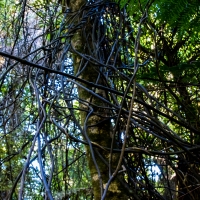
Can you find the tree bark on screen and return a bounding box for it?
[66,0,128,199]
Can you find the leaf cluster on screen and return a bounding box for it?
[117,0,200,37]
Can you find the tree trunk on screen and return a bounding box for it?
[67,0,128,199]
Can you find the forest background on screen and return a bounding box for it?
[0,0,200,199]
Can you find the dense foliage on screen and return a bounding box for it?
[0,0,199,199]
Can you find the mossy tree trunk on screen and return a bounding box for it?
[66,0,128,199]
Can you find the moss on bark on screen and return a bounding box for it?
[67,0,128,199]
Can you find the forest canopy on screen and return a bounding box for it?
[0,0,200,199]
